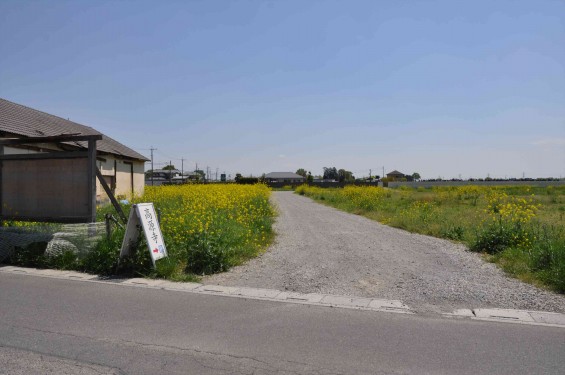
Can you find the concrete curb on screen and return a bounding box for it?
[444,307,565,328]
[0,266,413,315]
[3,265,565,327]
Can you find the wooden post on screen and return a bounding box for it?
[96,167,127,224]
[0,143,3,225]
[87,138,97,223]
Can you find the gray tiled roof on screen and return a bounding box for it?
[387,170,404,175]
[0,98,149,161]
[265,172,305,179]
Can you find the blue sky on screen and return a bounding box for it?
[1,0,564,179]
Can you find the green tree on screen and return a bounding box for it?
[307,171,313,183]
[163,165,176,170]
[296,168,307,178]
[411,172,421,181]
[338,169,355,183]
[323,167,338,180]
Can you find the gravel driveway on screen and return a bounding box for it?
[204,191,565,314]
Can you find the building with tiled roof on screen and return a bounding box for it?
[264,172,305,183]
[386,170,406,181]
[0,98,149,203]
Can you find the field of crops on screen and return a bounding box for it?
[3,184,275,280]
[296,184,565,292]
[139,184,274,277]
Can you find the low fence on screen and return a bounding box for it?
[388,180,565,188]
[267,181,381,189]
[270,180,564,189]
[145,180,565,189]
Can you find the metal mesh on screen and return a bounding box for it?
[0,222,106,262]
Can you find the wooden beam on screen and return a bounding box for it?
[96,167,128,224]
[0,134,102,145]
[0,151,89,161]
[0,214,94,223]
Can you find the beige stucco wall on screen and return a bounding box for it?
[132,162,145,197]
[115,160,133,198]
[96,156,145,203]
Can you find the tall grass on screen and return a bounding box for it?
[295,184,565,292]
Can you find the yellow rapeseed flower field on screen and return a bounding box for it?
[133,184,275,275]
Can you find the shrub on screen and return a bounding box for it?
[236,177,260,184]
[295,184,307,195]
[442,225,465,241]
[471,223,525,254]
[185,232,233,275]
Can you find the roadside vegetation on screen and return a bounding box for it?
[2,184,275,281]
[295,184,565,293]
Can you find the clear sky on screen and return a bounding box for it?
[1,0,564,179]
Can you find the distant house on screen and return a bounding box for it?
[0,98,149,203]
[386,170,406,181]
[265,172,305,184]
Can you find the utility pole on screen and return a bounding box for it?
[169,160,172,183]
[181,158,184,180]
[216,168,219,181]
[369,169,372,181]
[150,146,157,186]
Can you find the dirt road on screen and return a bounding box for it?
[204,191,565,313]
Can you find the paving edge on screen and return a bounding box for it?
[3,265,565,328]
[0,266,412,315]
[443,308,565,328]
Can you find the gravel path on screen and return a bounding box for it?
[204,191,565,314]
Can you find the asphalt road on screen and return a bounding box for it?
[1,273,564,375]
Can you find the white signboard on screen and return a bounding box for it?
[120,203,168,267]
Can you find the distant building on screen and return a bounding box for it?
[386,170,405,181]
[265,172,305,184]
[0,98,149,203]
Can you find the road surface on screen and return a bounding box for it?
[1,272,564,375]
